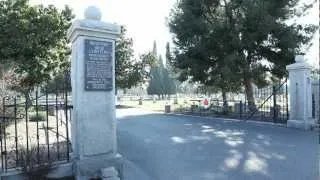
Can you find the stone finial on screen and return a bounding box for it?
[295,55,305,63]
[84,6,102,21]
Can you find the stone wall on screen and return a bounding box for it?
[312,80,319,122]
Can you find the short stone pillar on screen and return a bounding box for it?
[286,55,314,130]
[165,104,171,113]
[67,6,122,179]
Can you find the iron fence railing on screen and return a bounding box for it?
[173,79,289,124]
[0,74,72,172]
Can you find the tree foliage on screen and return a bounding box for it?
[115,27,160,91]
[147,42,176,96]
[0,0,73,92]
[116,26,145,90]
[169,0,317,110]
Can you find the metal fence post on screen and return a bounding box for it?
[273,86,277,123]
[240,100,243,119]
[312,94,315,118]
[286,79,289,121]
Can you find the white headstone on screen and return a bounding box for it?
[67,6,122,179]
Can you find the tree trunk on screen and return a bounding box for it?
[25,89,33,109]
[244,78,256,112]
[222,90,228,113]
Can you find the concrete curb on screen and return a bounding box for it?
[165,112,288,128]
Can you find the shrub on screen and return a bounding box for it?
[48,106,55,116]
[29,112,46,122]
[17,145,52,179]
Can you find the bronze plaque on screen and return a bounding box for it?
[84,39,113,91]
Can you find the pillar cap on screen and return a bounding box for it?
[295,55,305,63]
[287,55,312,71]
[67,6,121,42]
[84,6,102,21]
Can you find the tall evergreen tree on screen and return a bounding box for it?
[147,49,176,97]
[152,40,157,57]
[169,0,317,111]
[165,42,179,94]
[147,55,163,97]
[165,42,172,70]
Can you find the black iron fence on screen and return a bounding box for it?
[246,79,289,123]
[0,74,72,172]
[173,79,289,124]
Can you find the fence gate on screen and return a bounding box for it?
[0,72,72,172]
[246,79,289,123]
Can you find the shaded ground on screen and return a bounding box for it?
[117,109,318,180]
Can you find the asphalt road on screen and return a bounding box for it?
[117,109,318,180]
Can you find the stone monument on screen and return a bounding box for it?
[286,55,314,130]
[67,6,122,179]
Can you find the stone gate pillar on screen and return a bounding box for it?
[67,6,122,179]
[286,55,314,130]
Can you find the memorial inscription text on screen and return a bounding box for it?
[84,39,113,91]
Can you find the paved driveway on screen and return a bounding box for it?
[117,109,318,180]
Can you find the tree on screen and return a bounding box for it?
[158,55,176,96]
[165,42,180,95]
[165,42,173,70]
[169,0,317,111]
[147,64,163,97]
[115,26,148,90]
[147,47,176,97]
[45,71,71,93]
[0,0,73,96]
[152,40,157,57]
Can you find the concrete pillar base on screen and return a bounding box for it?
[75,154,123,179]
[287,119,315,130]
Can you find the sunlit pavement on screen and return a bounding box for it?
[116,108,317,180]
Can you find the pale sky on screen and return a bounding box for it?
[30,0,319,67]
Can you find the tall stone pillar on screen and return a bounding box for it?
[67,6,122,179]
[286,55,314,130]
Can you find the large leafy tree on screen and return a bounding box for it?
[0,0,73,95]
[115,26,150,90]
[169,0,317,111]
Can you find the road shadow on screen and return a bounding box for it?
[117,113,317,180]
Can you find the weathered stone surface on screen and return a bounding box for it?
[101,166,119,178]
[286,55,314,130]
[102,177,120,180]
[67,5,122,179]
[287,119,315,130]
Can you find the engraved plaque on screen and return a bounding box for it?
[84,39,113,91]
